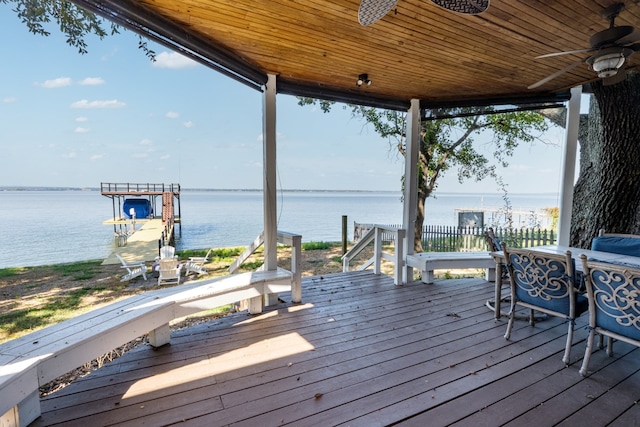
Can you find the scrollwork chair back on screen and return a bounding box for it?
[503,245,588,366]
[579,255,640,376]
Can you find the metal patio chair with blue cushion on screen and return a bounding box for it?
[503,245,588,365]
[578,255,640,376]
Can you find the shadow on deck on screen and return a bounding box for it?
[33,271,640,426]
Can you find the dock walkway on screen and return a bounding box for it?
[102,219,167,265]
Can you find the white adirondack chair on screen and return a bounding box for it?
[185,248,211,275]
[116,254,147,282]
[158,258,183,286]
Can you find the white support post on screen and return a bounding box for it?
[402,99,421,284]
[261,73,278,313]
[373,226,382,275]
[290,234,302,303]
[558,86,581,245]
[394,228,405,286]
[148,323,171,348]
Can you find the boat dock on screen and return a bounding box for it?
[100,183,181,265]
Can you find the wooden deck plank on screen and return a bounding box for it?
[29,271,640,427]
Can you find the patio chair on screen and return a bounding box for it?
[159,245,177,260]
[484,228,510,314]
[185,248,212,276]
[578,255,640,376]
[116,254,147,282]
[591,228,640,257]
[157,258,183,286]
[503,245,588,365]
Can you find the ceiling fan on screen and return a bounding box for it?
[358,0,489,27]
[528,3,640,89]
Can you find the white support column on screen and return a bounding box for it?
[557,86,581,245]
[402,99,421,284]
[260,73,277,314]
[263,74,278,271]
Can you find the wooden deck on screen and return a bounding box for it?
[32,271,640,426]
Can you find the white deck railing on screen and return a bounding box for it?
[342,224,405,285]
[229,230,302,305]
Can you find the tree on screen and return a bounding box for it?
[298,99,549,251]
[569,71,640,248]
[2,0,154,58]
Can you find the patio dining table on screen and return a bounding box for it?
[489,244,640,319]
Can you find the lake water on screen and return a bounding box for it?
[0,189,560,268]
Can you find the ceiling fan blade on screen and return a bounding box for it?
[430,0,489,15]
[358,0,398,26]
[528,60,585,89]
[612,29,640,45]
[536,47,595,59]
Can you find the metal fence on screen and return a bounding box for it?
[354,223,556,252]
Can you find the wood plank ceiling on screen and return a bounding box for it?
[77,0,640,110]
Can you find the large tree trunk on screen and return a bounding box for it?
[569,71,640,248]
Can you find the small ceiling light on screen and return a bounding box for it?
[356,73,372,87]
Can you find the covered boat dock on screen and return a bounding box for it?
[100,182,181,264]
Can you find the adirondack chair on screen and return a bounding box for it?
[158,258,183,286]
[116,254,147,282]
[159,245,177,260]
[185,248,211,276]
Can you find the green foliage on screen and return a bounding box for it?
[298,98,551,251]
[238,260,263,270]
[3,0,155,58]
[52,260,102,281]
[544,207,560,230]
[0,286,107,337]
[0,267,22,278]
[178,247,243,261]
[302,241,340,250]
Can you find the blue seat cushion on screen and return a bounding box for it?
[591,236,640,257]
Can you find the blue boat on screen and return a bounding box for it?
[123,198,153,219]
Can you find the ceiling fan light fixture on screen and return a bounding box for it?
[592,52,626,77]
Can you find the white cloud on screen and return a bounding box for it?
[64,150,77,158]
[166,111,180,119]
[39,77,72,88]
[79,77,105,86]
[183,121,194,128]
[71,99,126,109]
[90,154,103,161]
[132,152,149,159]
[152,51,198,69]
[74,127,90,133]
[75,116,89,122]
[140,139,153,146]
[160,154,171,160]
[3,97,17,103]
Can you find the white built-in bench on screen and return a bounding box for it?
[406,251,496,284]
[0,268,297,427]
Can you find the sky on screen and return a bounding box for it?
[0,4,577,194]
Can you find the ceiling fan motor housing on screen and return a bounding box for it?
[589,25,635,48]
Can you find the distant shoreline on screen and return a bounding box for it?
[0,186,559,196]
